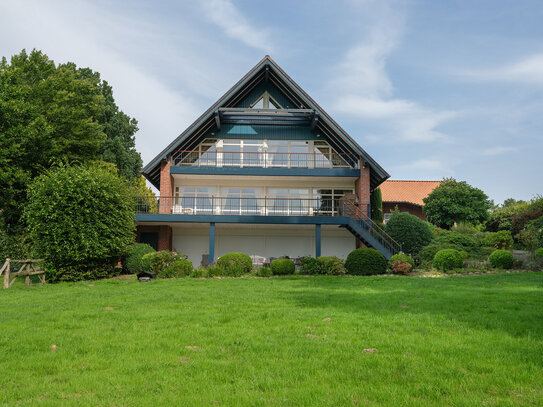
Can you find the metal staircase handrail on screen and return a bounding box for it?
[342,200,402,255]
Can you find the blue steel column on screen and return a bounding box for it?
[209,222,216,264]
[315,224,321,258]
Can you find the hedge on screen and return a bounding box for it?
[216,252,252,274]
[270,258,295,275]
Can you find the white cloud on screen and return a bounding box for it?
[481,146,519,156]
[461,53,543,85]
[328,3,457,143]
[201,0,273,53]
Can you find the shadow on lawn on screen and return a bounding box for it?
[284,273,543,339]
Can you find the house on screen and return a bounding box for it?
[137,56,400,266]
[380,180,441,222]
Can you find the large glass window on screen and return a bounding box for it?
[174,187,216,214]
[268,188,309,215]
[220,187,261,215]
[312,189,353,216]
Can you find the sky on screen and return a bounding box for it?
[1,0,542,204]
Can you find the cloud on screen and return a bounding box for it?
[201,0,273,53]
[481,146,519,156]
[327,4,457,143]
[460,53,543,85]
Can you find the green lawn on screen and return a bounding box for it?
[1,273,542,406]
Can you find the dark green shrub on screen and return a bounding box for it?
[535,248,543,260]
[141,250,188,275]
[527,216,543,248]
[53,258,119,282]
[299,257,320,274]
[190,267,209,278]
[389,253,415,274]
[385,212,432,255]
[159,259,193,278]
[434,231,479,253]
[271,258,295,275]
[124,243,156,274]
[433,249,463,271]
[488,249,514,269]
[419,243,462,263]
[24,163,135,281]
[482,230,513,250]
[216,252,252,274]
[344,248,387,275]
[317,256,346,275]
[255,267,273,277]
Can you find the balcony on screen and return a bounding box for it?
[135,196,348,217]
[172,150,359,169]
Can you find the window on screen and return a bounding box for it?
[249,91,283,109]
[312,189,354,216]
[220,188,262,215]
[174,187,216,214]
[268,188,309,215]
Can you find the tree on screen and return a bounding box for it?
[486,200,529,232]
[0,49,142,228]
[0,49,106,226]
[423,178,491,229]
[384,211,433,256]
[370,187,384,224]
[77,67,142,180]
[24,162,135,281]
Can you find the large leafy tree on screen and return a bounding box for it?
[423,178,491,229]
[77,67,142,180]
[0,49,142,228]
[0,50,106,225]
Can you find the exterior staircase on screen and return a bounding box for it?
[341,200,401,260]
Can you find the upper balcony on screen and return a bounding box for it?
[170,138,361,177]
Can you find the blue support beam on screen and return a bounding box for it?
[315,224,321,258]
[209,222,215,264]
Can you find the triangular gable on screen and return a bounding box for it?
[142,56,390,189]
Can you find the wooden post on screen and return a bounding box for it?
[3,258,10,289]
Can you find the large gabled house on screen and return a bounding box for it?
[137,56,400,266]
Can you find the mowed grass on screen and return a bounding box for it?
[1,273,543,406]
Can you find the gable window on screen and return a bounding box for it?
[249,91,283,109]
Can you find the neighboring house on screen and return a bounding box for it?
[137,56,400,266]
[380,180,441,222]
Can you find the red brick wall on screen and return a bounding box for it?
[136,225,172,251]
[355,164,371,218]
[159,160,173,214]
[383,202,426,220]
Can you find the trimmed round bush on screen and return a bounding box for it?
[124,243,156,274]
[389,253,415,274]
[488,249,514,269]
[535,248,543,260]
[385,212,433,256]
[344,248,387,275]
[271,258,295,275]
[216,252,252,274]
[432,249,463,271]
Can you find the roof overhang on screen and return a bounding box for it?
[142,56,390,189]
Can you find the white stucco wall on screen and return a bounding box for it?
[172,224,355,267]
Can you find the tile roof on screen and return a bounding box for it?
[380,180,441,206]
